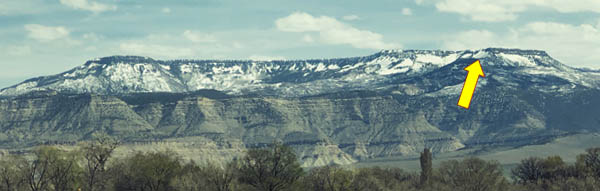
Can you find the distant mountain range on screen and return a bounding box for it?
[3,48,599,97]
[1,48,599,167]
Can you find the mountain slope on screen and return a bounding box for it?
[0,48,599,167]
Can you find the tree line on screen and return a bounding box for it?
[0,134,599,191]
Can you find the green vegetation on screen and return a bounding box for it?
[1,139,600,191]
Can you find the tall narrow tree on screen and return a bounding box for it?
[420,148,432,187]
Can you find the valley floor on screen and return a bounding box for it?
[355,133,600,176]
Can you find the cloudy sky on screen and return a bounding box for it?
[1,0,600,88]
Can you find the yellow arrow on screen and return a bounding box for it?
[457,60,485,109]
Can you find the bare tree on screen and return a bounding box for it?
[25,147,54,191]
[81,132,120,191]
[25,146,81,191]
[0,155,27,191]
[437,157,509,191]
[305,165,354,191]
[511,157,544,184]
[237,143,303,191]
[48,150,81,191]
[578,147,600,178]
[202,162,236,191]
[111,151,183,191]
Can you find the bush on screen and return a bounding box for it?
[80,132,119,191]
[436,157,509,191]
[6,143,600,191]
[24,146,83,191]
[304,165,354,191]
[237,143,303,191]
[110,151,183,191]
[576,147,600,178]
[511,157,545,184]
[0,155,28,191]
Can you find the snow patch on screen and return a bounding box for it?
[180,64,193,73]
[378,66,409,75]
[327,64,340,70]
[314,63,327,72]
[339,62,364,72]
[473,51,489,59]
[499,53,536,67]
[415,53,458,66]
[160,64,171,71]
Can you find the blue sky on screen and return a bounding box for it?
[1,0,600,88]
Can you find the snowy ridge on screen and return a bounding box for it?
[1,48,598,97]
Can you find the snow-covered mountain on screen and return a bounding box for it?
[3,48,599,97]
[2,48,600,166]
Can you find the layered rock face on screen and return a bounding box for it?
[1,48,599,166]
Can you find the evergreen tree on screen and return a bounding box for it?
[420,148,433,187]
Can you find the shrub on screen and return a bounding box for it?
[237,143,303,191]
[437,157,509,191]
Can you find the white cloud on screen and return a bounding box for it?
[24,24,70,42]
[59,0,116,13]
[275,12,400,50]
[443,21,600,68]
[435,0,600,22]
[402,8,413,16]
[342,15,360,21]
[538,0,600,13]
[302,34,314,43]
[182,30,217,43]
[248,55,286,61]
[162,7,171,14]
[119,42,194,58]
[435,0,522,22]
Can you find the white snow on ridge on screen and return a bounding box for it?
[366,56,399,66]
[314,63,327,72]
[523,68,593,87]
[160,65,171,71]
[499,53,536,67]
[180,64,193,73]
[339,62,364,73]
[397,59,413,67]
[2,49,599,97]
[378,66,409,75]
[473,51,489,59]
[415,53,458,66]
[87,62,100,69]
[375,58,413,75]
[327,64,340,70]
[365,56,410,75]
